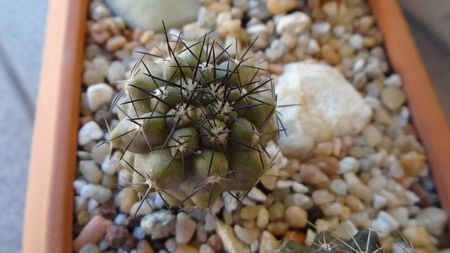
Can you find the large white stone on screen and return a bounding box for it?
[105,0,201,32]
[275,62,372,158]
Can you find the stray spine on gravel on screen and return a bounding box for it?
[108,24,283,211]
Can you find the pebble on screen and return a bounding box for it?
[91,142,110,164]
[381,86,406,111]
[417,207,448,236]
[114,187,138,214]
[299,165,330,188]
[106,35,127,51]
[74,215,112,251]
[371,211,399,236]
[248,187,267,202]
[101,152,122,175]
[223,192,238,212]
[80,184,112,204]
[363,125,383,147]
[206,234,223,252]
[338,157,360,174]
[329,178,348,196]
[140,210,176,239]
[283,193,313,209]
[372,193,387,209]
[137,240,155,253]
[266,0,297,14]
[199,244,214,253]
[344,172,373,204]
[276,12,310,35]
[312,189,335,205]
[133,226,147,240]
[79,160,103,184]
[216,220,251,253]
[240,205,263,220]
[176,244,198,253]
[107,61,126,82]
[130,200,154,216]
[257,207,270,229]
[402,226,432,247]
[349,34,364,50]
[321,44,341,65]
[79,243,101,253]
[105,225,131,249]
[86,83,114,112]
[234,225,259,245]
[259,231,280,253]
[78,121,103,145]
[176,213,197,244]
[284,206,307,228]
[333,220,358,240]
[312,22,331,36]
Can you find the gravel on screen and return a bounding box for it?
[73,0,449,252]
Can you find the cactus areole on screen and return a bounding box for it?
[110,31,281,209]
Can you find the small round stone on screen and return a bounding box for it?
[176,213,197,244]
[79,243,101,253]
[381,86,406,111]
[257,207,270,229]
[107,61,126,82]
[79,121,103,145]
[140,210,176,239]
[79,160,103,184]
[284,206,307,228]
[106,35,127,51]
[234,225,259,245]
[86,83,114,111]
[114,187,138,214]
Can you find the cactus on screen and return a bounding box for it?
[109,29,279,210]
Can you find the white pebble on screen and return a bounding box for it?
[234,225,259,245]
[133,226,146,240]
[372,211,399,236]
[101,153,122,175]
[114,213,128,225]
[107,61,126,82]
[257,207,269,229]
[338,157,360,174]
[384,74,402,87]
[312,22,331,36]
[78,121,103,145]
[79,160,103,184]
[223,191,238,212]
[276,12,310,35]
[140,210,176,239]
[349,34,364,49]
[307,39,320,55]
[86,83,114,111]
[248,187,267,202]
[291,182,309,193]
[372,193,387,209]
[199,244,214,253]
[329,179,348,196]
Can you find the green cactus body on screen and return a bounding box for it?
[109,33,279,209]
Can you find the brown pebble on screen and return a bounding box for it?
[74,215,112,251]
[284,230,306,244]
[208,2,231,13]
[267,0,297,15]
[137,240,154,253]
[321,44,341,65]
[105,225,131,249]
[207,234,223,252]
[100,200,117,220]
[140,31,155,44]
[299,164,330,188]
[268,64,283,75]
[106,35,127,51]
[90,22,111,44]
